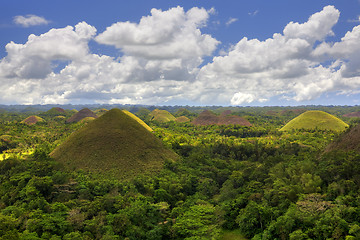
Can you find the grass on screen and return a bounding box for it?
[149,109,176,123]
[280,110,348,132]
[50,108,177,179]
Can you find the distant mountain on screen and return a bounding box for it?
[50,108,177,179]
[66,108,98,123]
[280,110,348,132]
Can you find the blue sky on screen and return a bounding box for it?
[1,0,360,106]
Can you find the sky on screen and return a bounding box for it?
[1,0,360,106]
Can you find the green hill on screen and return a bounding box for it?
[149,109,176,123]
[280,110,348,132]
[50,108,176,179]
[176,116,190,123]
[43,107,67,116]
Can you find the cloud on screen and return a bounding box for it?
[0,22,96,79]
[14,14,50,27]
[226,17,238,26]
[1,5,360,106]
[198,5,360,105]
[95,6,219,60]
[0,7,218,105]
[248,10,259,16]
[347,16,360,23]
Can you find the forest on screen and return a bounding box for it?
[1,105,360,240]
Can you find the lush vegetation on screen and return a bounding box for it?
[0,105,360,239]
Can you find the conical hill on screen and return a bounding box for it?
[50,108,176,179]
[149,109,176,123]
[21,116,44,125]
[280,110,348,132]
[66,108,98,123]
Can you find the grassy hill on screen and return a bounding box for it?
[149,109,176,123]
[21,116,44,125]
[176,116,190,123]
[280,110,348,132]
[43,107,67,116]
[50,108,176,179]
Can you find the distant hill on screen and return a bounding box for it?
[40,107,67,117]
[176,116,190,123]
[149,109,176,123]
[94,108,108,116]
[175,108,196,118]
[326,124,360,153]
[21,116,44,125]
[66,108,98,123]
[344,112,360,118]
[50,108,176,179]
[192,110,252,126]
[280,110,348,132]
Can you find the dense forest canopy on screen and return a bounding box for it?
[1,105,360,239]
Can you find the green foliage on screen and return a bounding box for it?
[1,105,360,239]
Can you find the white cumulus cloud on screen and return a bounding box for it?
[1,5,360,105]
[197,5,360,105]
[14,14,50,27]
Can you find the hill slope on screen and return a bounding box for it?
[326,124,360,153]
[280,110,348,132]
[50,108,176,179]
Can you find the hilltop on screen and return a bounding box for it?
[280,110,348,132]
[66,108,98,123]
[149,109,176,123]
[50,108,176,179]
